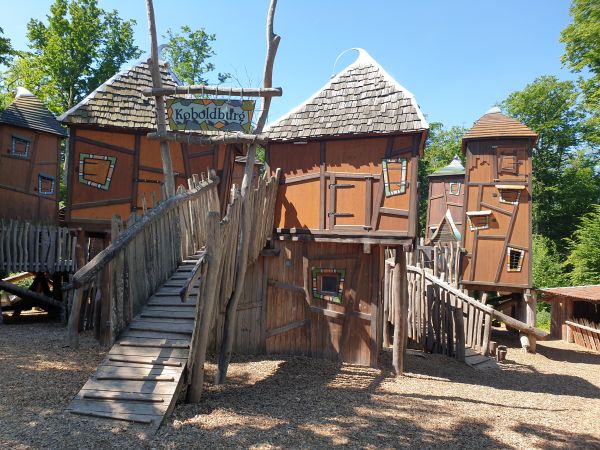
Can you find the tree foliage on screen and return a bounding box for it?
[161,25,229,86]
[500,76,600,249]
[561,0,600,144]
[418,122,466,233]
[532,234,569,288]
[566,204,600,285]
[2,0,140,114]
[0,27,13,67]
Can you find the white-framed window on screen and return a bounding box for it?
[448,182,461,196]
[38,173,55,195]
[10,135,30,158]
[382,158,407,197]
[506,247,525,272]
[466,210,492,231]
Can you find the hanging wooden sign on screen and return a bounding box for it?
[167,98,255,133]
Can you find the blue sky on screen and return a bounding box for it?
[2,0,576,128]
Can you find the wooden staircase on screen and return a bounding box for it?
[68,255,202,431]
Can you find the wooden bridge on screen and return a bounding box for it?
[65,170,279,430]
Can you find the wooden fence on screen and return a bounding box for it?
[67,172,219,347]
[390,243,547,362]
[567,318,600,352]
[0,219,77,273]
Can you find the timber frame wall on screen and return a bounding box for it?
[267,132,422,245]
[0,123,62,223]
[425,173,464,245]
[65,125,241,233]
[460,138,534,291]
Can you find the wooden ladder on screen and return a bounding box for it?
[67,254,203,431]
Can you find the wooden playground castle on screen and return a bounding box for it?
[0,0,562,432]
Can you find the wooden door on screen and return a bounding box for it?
[264,241,379,366]
[328,174,372,232]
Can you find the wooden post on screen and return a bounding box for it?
[523,289,537,353]
[188,212,222,402]
[383,254,390,348]
[392,247,407,375]
[67,287,84,348]
[215,0,280,385]
[145,0,175,198]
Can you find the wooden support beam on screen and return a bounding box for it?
[392,247,407,375]
[145,0,175,197]
[0,280,63,310]
[147,131,269,146]
[142,85,282,98]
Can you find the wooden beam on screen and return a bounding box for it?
[145,0,175,197]
[142,85,282,98]
[147,131,268,146]
[0,280,63,310]
[265,319,307,338]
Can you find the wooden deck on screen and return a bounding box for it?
[67,256,202,432]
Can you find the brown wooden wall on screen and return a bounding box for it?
[66,126,239,231]
[425,174,464,243]
[263,240,381,366]
[0,124,61,222]
[460,138,533,291]
[268,133,422,239]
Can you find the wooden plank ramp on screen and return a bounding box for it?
[464,347,498,370]
[67,257,202,432]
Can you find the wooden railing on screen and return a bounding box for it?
[396,243,548,361]
[566,319,600,352]
[0,219,77,273]
[67,172,219,347]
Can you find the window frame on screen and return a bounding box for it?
[10,135,31,159]
[37,173,55,196]
[78,153,117,191]
[448,182,461,196]
[382,157,408,197]
[506,247,525,272]
[311,267,345,304]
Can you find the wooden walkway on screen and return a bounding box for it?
[68,254,203,432]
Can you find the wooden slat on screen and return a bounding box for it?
[81,391,167,403]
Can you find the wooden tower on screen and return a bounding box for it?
[58,61,241,237]
[425,156,464,245]
[263,49,428,366]
[0,87,67,222]
[460,108,537,292]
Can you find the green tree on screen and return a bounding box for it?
[0,27,13,66]
[2,0,140,114]
[561,0,600,144]
[161,25,229,86]
[532,234,569,288]
[418,122,466,233]
[566,204,600,285]
[500,76,599,249]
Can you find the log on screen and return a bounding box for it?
[147,131,269,146]
[215,0,280,385]
[143,85,282,98]
[145,0,175,198]
[187,212,222,402]
[406,265,548,340]
[523,290,537,353]
[0,280,63,310]
[67,288,84,348]
[392,248,407,375]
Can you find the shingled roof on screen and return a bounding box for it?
[462,107,537,148]
[429,155,465,178]
[265,49,428,141]
[0,88,67,137]
[58,61,178,130]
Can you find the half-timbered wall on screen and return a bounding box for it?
[425,174,464,243]
[264,240,381,366]
[0,124,61,222]
[460,138,533,290]
[66,126,238,229]
[269,133,421,239]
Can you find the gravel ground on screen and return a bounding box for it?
[1,314,599,449]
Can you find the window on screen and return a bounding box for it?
[10,136,30,158]
[38,174,54,195]
[466,210,491,231]
[506,247,525,272]
[429,226,438,235]
[311,268,345,304]
[448,182,461,196]
[499,155,517,174]
[382,158,407,197]
[78,153,117,191]
[497,185,524,205]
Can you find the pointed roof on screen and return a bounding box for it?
[0,88,67,137]
[428,209,462,244]
[265,49,428,141]
[462,107,537,149]
[58,60,179,130]
[429,155,465,177]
